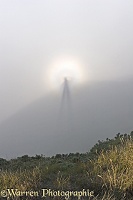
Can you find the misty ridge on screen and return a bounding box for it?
[0,79,133,159]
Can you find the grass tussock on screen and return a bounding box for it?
[87,137,133,199]
[0,166,41,190]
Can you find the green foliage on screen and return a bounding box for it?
[89,131,133,159]
[0,132,133,199]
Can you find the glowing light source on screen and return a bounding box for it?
[44,56,88,91]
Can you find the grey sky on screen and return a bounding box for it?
[0,1,133,158]
[0,0,133,117]
[0,0,133,121]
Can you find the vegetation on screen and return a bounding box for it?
[0,131,133,199]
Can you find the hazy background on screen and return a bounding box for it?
[0,0,133,158]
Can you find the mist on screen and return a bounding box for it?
[0,0,133,158]
[0,80,133,159]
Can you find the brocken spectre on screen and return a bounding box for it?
[45,56,88,91]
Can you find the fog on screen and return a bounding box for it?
[0,0,133,158]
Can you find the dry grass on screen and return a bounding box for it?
[0,166,41,190]
[87,137,133,199]
[0,137,133,199]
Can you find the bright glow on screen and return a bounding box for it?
[45,56,88,91]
